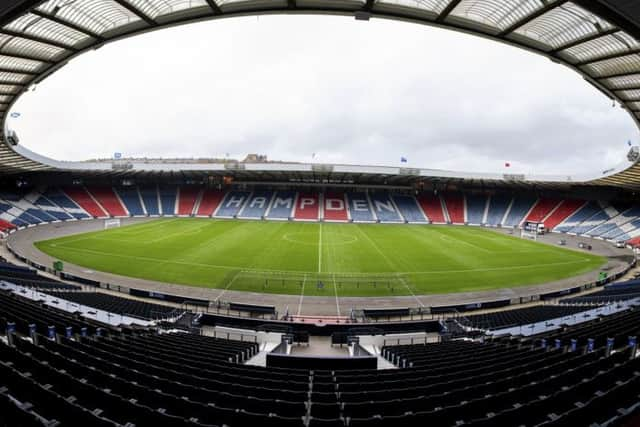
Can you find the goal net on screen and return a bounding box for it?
[104,219,121,230]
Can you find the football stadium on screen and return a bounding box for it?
[1,1,640,426]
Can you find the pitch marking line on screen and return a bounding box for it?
[398,275,424,307]
[45,244,594,276]
[354,224,399,271]
[318,222,322,273]
[296,275,307,316]
[333,275,340,316]
[214,270,241,302]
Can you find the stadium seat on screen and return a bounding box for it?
[139,186,160,215]
[442,193,465,224]
[159,186,178,215]
[86,187,128,217]
[416,194,445,223]
[196,189,225,216]
[465,194,487,225]
[503,196,536,227]
[63,187,108,218]
[266,191,296,219]
[216,191,251,217]
[177,187,201,216]
[391,195,426,223]
[369,193,402,222]
[323,192,348,221]
[524,198,562,224]
[295,192,320,221]
[115,187,145,216]
[239,191,274,218]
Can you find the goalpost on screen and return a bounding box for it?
[104,218,121,230]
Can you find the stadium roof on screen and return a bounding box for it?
[1,0,640,189]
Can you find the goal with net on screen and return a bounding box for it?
[104,218,121,230]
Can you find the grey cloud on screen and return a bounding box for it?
[8,15,637,175]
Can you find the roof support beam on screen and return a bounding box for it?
[0,51,51,64]
[498,0,569,37]
[436,0,462,23]
[30,10,104,41]
[0,29,76,52]
[0,80,24,87]
[549,29,619,54]
[596,70,640,80]
[574,49,640,67]
[111,0,156,26]
[614,86,640,92]
[0,66,36,76]
[204,0,223,14]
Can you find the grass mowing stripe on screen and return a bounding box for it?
[36,219,606,297]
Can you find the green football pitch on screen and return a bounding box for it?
[35,218,606,297]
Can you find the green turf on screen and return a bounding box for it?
[34,218,606,297]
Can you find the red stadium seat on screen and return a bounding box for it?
[544,200,586,230]
[86,187,128,217]
[295,193,319,220]
[417,194,445,223]
[177,187,200,216]
[525,198,562,224]
[443,194,465,224]
[63,187,108,218]
[323,193,348,221]
[196,190,225,216]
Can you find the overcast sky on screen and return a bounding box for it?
[8,15,638,174]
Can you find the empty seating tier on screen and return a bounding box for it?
[443,194,465,224]
[62,187,107,218]
[178,187,200,216]
[44,291,185,320]
[197,190,224,216]
[461,305,593,330]
[87,187,128,217]
[417,194,445,223]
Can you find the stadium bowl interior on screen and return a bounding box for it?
[1,1,640,426]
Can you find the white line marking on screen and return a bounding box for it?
[354,224,397,270]
[398,275,424,307]
[296,274,307,316]
[318,222,322,273]
[333,275,340,316]
[214,270,241,302]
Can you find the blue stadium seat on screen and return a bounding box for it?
[267,191,296,219]
[485,195,511,226]
[466,194,487,224]
[347,192,375,222]
[158,186,177,215]
[116,188,144,216]
[216,191,251,217]
[139,187,159,215]
[369,193,402,222]
[392,195,426,223]
[239,191,274,218]
[503,196,536,227]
